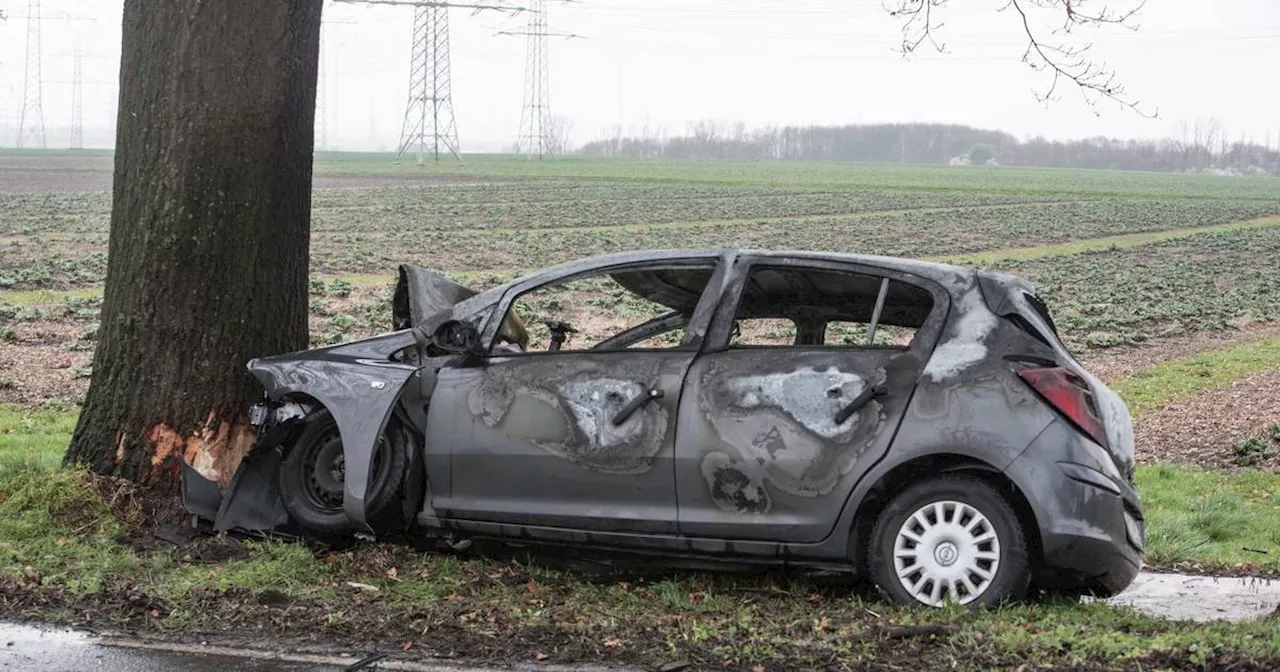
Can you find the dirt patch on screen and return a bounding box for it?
[0,320,94,406]
[1134,367,1280,468]
[1078,322,1280,383]
[0,159,505,194]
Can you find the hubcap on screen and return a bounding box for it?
[892,500,1001,606]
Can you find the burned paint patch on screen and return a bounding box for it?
[463,362,669,474]
[721,367,868,440]
[922,282,998,383]
[467,375,516,427]
[698,363,887,498]
[701,452,771,513]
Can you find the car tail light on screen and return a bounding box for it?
[1016,366,1109,450]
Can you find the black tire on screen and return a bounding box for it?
[277,409,409,537]
[866,474,1030,608]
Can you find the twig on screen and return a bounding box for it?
[846,624,960,642]
[343,652,387,671]
[883,0,1156,117]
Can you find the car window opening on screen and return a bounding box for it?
[729,266,932,349]
[496,264,717,353]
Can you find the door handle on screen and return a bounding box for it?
[612,388,665,426]
[834,385,888,425]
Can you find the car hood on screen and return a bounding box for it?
[391,264,479,330]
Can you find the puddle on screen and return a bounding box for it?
[1100,572,1280,622]
[0,622,341,671]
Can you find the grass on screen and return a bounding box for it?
[1137,464,1280,570]
[3,405,1280,667]
[1111,338,1280,417]
[0,287,103,306]
[941,214,1280,265]
[0,403,77,472]
[4,403,1279,576]
[2,459,1279,669]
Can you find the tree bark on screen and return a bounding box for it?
[65,0,323,494]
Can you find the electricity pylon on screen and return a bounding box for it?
[335,0,523,164]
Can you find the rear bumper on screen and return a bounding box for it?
[1004,419,1144,596]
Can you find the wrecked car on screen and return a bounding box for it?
[182,250,1144,608]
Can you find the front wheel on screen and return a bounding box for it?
[866,474,1030,608]
[277,409,408,537]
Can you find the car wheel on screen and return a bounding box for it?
[278,409,408,537]
[867,474,1030,608]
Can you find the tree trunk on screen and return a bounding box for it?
[65,0,323,494]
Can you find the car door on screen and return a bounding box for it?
[425,255,728,534]
[674,255,947,543]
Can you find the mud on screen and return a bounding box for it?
[1102,572,1280,622]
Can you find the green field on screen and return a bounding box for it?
[4,154,1280,669]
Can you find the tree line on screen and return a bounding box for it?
[577,119,1280,176]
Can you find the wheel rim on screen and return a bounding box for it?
[892,500,1001,606]
[299,429,389,514]
[302,431,346,512]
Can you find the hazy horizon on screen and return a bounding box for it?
[3,0,1278,152]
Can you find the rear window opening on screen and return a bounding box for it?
[727,265,933,349]
[1023,292,1060,337]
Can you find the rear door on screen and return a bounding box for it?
[425,256,726,534]
[674,255,947,542]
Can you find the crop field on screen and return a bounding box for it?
[3,154,1280,418]
[4,151,1280,667]
[1,155,1280,490]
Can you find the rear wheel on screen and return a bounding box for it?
[867,474,1030,608]
[278,409,408,537]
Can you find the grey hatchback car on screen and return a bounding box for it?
[182,249,1145,608]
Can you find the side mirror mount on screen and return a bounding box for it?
[429,319,485,358]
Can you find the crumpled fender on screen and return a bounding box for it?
[247,332,418,533]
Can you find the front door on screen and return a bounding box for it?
[675,257,946,543]
[426,256,726,534]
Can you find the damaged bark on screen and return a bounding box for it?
[65,0,323,494]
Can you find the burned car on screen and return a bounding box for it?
[183,250,1144,607]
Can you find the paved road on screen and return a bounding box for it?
[3,572,1276,671]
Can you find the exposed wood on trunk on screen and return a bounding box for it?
[65,0,323,494]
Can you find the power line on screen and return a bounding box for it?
[71,51,82,149]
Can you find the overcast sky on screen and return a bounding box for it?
[2,0,1279,152]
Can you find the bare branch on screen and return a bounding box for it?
[883,0,1156,118]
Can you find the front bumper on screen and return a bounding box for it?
[179,400,314,533]
[1004,419,1145,596]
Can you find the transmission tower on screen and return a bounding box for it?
[70,52,83,149]
[17,0,46,149]
[501,1,578,158]
[515,0,549,157]
[336,0,522,164]
[398,5,460,163]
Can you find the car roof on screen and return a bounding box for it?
[524,248,979,289]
